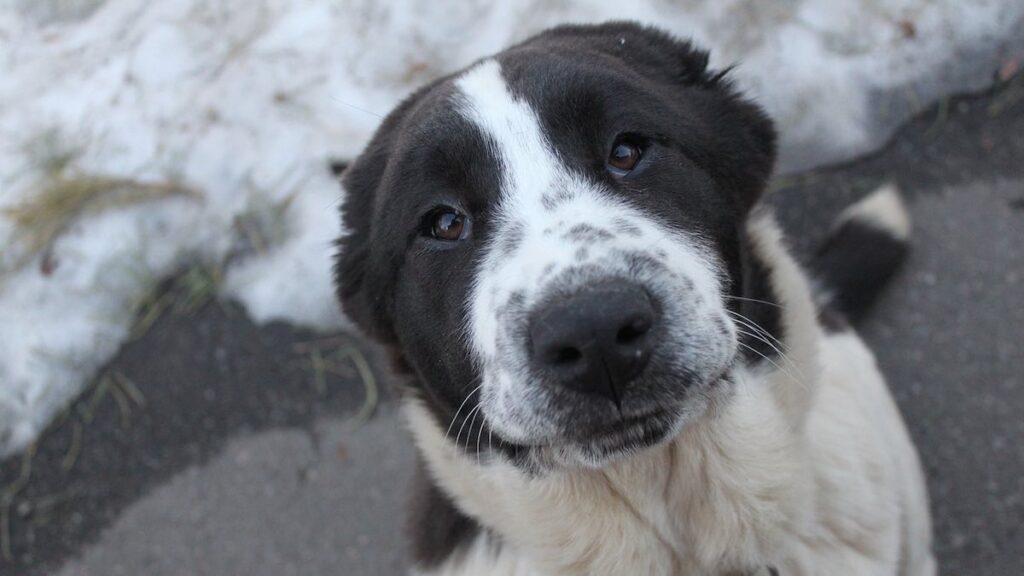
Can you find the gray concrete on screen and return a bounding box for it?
[57,410,413,576]
[862,180,1024,576]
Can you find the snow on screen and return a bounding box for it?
[0,0,1022,456]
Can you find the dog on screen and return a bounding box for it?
[334,22,936,576]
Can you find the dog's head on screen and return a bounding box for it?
[336,22,776,468]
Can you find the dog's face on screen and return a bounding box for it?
[337,23,776,468]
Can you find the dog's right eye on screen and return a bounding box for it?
[426,208,471,241]
[606,135,647,177]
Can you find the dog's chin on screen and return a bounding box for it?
[540,409,687,469]
[544,374,730,469]
[490,372,731,471]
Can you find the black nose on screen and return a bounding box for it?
[529,280,655,406]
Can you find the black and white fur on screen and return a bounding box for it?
[335,23,935,576]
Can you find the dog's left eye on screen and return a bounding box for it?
[607,137,643,176]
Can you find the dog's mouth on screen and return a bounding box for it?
[525,372,731,465]
[561,409,678,462]
[558,369,730,457]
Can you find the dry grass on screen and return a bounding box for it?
[989,72,1024,117]
[292,337,379,424]
[345,346,379,424]
[2,174,201,274]
[130,262,224,339]
[229,189,298,260]
[2,129,203,277]
[0,368,144,560]
[767,171,821,194]
[1,443,36,562]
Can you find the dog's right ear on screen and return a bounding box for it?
[334,92,423,343]
[334,145,390,342]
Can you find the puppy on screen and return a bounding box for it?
[335,22,936,576]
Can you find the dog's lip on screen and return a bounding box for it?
[511,409,671,451]
[554,408,674,453]
[576,409,675,456]
[589,409,669,438]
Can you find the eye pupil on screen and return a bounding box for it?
[608,140,641,173]
[431,210,467,241]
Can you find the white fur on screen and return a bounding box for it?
[455,60,733,454]
[835,183,912,241]
[408,211,936,576]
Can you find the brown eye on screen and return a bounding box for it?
[430,209,469,241]
[607,139,642,175]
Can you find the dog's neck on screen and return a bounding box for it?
[405,213,824,574]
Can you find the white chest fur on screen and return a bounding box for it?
[407,331,933,575]
[406,215,934,576]
[406,372,807,575]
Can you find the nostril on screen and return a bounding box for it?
[616,315,652,345]
[528,280,656,403]
[549,346,582,366]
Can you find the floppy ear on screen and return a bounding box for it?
[334,141,391,342]
[334,90,427,343]
[536,22,778,211]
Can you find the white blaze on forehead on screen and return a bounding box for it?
[454,59,569,363]
[454,60,558,214]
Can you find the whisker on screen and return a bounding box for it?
[728,309,806,380]
[476,411,487,466]
[330,96,385,119]
[457,403,482,456]
[453,404,475,452]
[445,382,484,443]
[736,333,802,384]
[728,311,790,358]
[723,295,785,309]
[736,339,807,391]
[467,404,484,459]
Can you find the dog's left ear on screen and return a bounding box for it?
[535,22,777,211]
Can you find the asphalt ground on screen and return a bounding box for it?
[1,73,1022,576]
